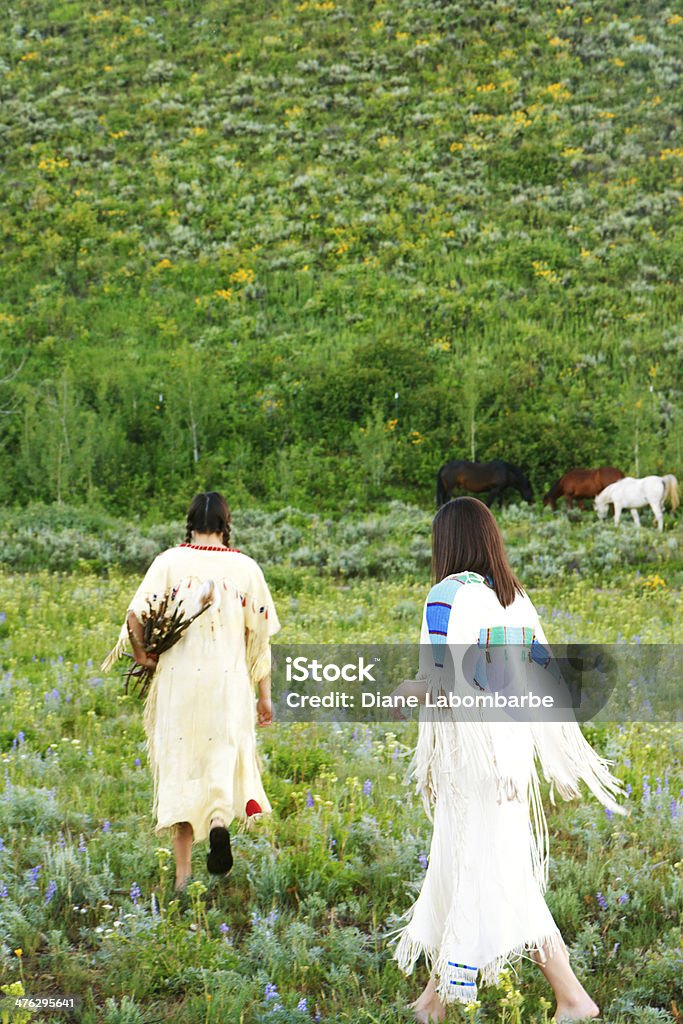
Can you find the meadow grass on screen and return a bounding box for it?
[0,508,681,1022]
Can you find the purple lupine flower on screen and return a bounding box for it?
[605,808,613,820]
[596,891,608,911]
[305,790,314,809]
[134,758,141,767]
[0,612,6,623]
[363,779,372,796]
[45,879,57,905]
[264,982,279,1001]
[625,783,633,797]
[619,893,629,904]
[57,831,66,848]
[0,837,4,852]
[418,853,428,869]
[78,834,86,852]
[656,778,662,795]
[297,997,308,1011]
[17,731,25,745]
[129,882,141,905]
[220,922,230,934]
[29,865,41,884]
[0,880,7,898]
[102,820,111,833]
[671,800,678,819]
[642,776,651,802]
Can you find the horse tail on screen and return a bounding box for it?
[436,468,448,508]
[663,474,680,511]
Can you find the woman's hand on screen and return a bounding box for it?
[257,695,272,727]
[134,650,158,670]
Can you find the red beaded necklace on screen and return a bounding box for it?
[179,543,241,552]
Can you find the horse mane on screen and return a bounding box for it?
[508,461,531,489]
[544,477,562,501]
[595,480,616,503]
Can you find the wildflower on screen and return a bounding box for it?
[78,835,86,852]
[297,997,308,1011]
[14,948,22,957]
[264,982,279,1001]
[605,808,613,820]
[625,783,633,796]
[596,891,608,910]
[57,831,66,847]
[418,853,429,869]
[134,758,141,767]
[0,881,8,898]
[130,882,141,905]
[29,865,41,884]
[671,800,679,819]
[45,880,57,905]
[363,779,372,796]
[0,837,4,851]
[618,893,629,904]
[220,922,230,934]
[305,790,314,808]
[102,820,111,833]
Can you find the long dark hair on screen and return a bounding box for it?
[431,497,524,608]
[185,491,231,546]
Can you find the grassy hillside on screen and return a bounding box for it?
[1,1,682,511]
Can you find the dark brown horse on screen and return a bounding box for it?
[436,459,533,508]
[543,466,625,510]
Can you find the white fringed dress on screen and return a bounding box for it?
[102,544,280,844]
[392,571,624,1004]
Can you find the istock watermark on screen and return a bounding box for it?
[270,643,682,723]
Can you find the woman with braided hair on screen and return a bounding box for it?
[103,491,280,890]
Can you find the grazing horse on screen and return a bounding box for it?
[436,459,533,508]
[594,475,679,531]
[543,466,625,511]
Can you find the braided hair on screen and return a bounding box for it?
[185,491,231,546]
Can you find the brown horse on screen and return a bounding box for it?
[436,459,533,508]
[543,467,625,510]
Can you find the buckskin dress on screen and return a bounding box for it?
[391,571,625,1004]
[102,544,280,844]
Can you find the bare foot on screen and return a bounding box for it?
[409,978,446,1023]
[554,996,600,1022]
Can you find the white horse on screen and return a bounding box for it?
[594,474,679,531]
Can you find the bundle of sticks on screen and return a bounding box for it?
[123,592,212,700]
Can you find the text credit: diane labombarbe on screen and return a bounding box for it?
[269,643,659,724]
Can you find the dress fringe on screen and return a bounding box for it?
[101,628,128,672]
[393,919,566,1005]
